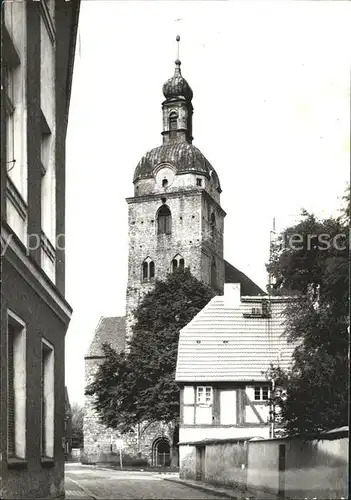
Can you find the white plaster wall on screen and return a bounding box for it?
[5,1,28,203]
[40,17,56,245]
[6,198,27,246]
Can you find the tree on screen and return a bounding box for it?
[85,267,215,449]
[71,402,84,448]
[266,191,349,436]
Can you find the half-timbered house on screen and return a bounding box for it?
[175,283,296,474]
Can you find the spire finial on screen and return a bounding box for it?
[175,35,181,76]
[176,35,180,60]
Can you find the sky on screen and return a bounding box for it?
[65,0,350,406]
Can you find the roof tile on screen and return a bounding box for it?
[176,294,296,382]
[85,316,126,358]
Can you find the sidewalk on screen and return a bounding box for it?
[162,475,278,500]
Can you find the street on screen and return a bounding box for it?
[65,463,224,500]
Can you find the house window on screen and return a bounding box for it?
[169,112,178,140]
[254,386,270,401]
[196,386,213,405]
[195,386,213,424]
[142,257,155,281]
[172,254,185,272]
[7,312,26,459]
[157,205,172,235]
[196,178,202,187]
[41,339,54,458]
[3,61,16,171]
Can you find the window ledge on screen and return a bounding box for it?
[41,457,55,467]
[7,457,28,469]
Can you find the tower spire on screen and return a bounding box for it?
[176,34,180,61]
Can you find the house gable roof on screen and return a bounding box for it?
[176,292,296,382]
[85,316,126,358]
[224,260,266,296]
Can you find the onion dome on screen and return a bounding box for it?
[162,59,193,101]
[133,142,221,193]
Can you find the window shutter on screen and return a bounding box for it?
[7,326,15,456]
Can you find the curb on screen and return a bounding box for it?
[162,476,245,499]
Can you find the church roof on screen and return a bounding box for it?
[85,316,126,358]
[133,141,221,189]
[176,291,296,382]
[224,261,266,296]
[162,59,193,101]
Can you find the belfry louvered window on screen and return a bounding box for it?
[142,257,155,281]
[211,258,217,288]
[172,254,185,273]
[210,212,216,239]
[157,205,172,235]
[169,112,178,140]
[8,324,15,456]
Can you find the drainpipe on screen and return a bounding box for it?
[270,378,275,439]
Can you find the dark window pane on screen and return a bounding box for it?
[165,215,171,234]
[254,387,261,400]
[149,261,155,279]
[142,262,148,280]
[179,258,184,270]
[262,387,269,400]
[158,206,172,234]
[211,259,216,287]
[172,259,178,273]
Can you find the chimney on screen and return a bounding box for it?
[224,283,241,308]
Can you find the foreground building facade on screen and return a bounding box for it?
[83,52,264,465]
[175,283,296,478]
[0,1,80,497]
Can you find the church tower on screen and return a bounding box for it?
[125,39,226,341]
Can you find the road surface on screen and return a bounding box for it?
[65,463,225,499]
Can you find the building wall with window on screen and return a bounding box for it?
[176,284,297,466]
[0,1,80,498]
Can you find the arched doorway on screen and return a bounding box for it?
[152,437,171,466]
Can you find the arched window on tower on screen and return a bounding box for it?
[210,212,216,239]
[169,112,178,140]
[142,257,155,281]
[211,257,217,288]
[172,254,185,273]
[157,205,172,235]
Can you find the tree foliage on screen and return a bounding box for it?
[267,190,349,436]
[71,402,84,448]
[85,268,215,435]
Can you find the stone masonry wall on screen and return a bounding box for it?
[83,359,174,464]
